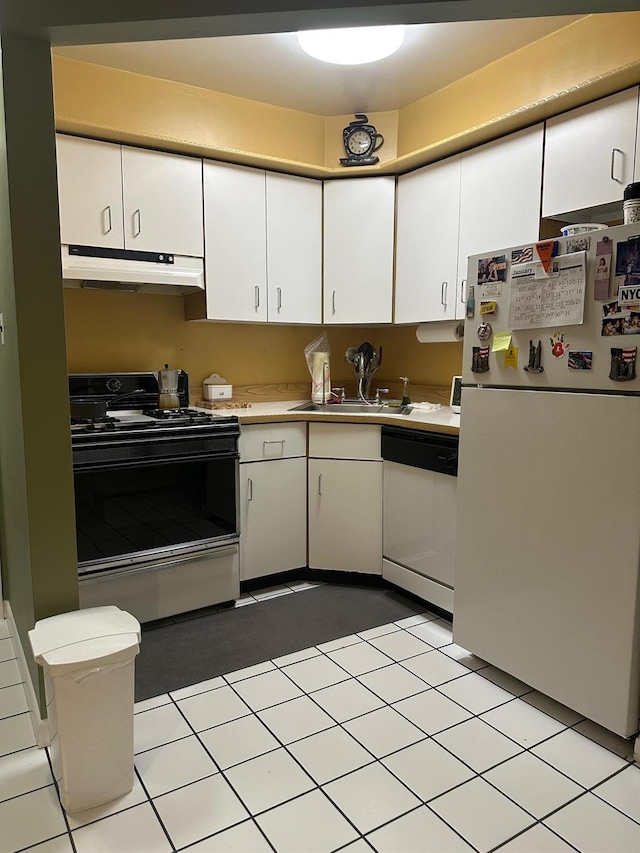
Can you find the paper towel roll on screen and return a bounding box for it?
[311,351,331,403]
[416,321,465,343]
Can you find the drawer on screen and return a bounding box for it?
[239,422,307,461]
[308,422,381,460]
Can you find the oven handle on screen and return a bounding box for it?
[79,544,239,584]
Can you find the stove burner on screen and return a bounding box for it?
[145,408,212,422]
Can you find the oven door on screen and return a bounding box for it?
[74,454,239,574]
[74,446,240,621]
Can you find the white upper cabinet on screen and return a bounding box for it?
[121,146,203,257]
[266,172,322,324]
[395,156,462,323]
[204,162,322,323]
[457,124,544,314]
[56,134,204,257]
[56,135,124,249]
[204,161,268,322]
[324,177,395,324]
[543,88,639,218]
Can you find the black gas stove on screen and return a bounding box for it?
[69,372,239,468]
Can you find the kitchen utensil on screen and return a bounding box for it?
[70,389,145,420]
[345,347,358,364]
[157,364,181,410]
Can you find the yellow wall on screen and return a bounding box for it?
[64,290,462,391]
[55,12,640,392]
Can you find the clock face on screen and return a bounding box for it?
[347,129,372,155]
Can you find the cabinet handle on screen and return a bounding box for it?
[318,473,322,496]
[460,279,467,304]
[102,205,112,234]
[133,209,141,237]
[441,281,448,307]
[263,440,285,446]
[332,290,336,315]
[277,287,282,311]
[611,148,624,183]
[248,478,253,501]
[254,286,260,310]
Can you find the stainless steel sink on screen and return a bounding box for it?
[288,401,412,416]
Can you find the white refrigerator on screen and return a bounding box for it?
[455,222,640,739]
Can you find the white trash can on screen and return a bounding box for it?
[29,605,141,813]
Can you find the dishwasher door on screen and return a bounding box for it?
[382,427,458,610]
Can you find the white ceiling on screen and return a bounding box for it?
[54,16,583,116]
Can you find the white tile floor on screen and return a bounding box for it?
[1,603,639,853]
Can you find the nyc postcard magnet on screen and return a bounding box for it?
[568,351,593,370]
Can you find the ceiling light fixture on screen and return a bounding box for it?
[297,25,405,65]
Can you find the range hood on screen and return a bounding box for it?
[61,245,205,295]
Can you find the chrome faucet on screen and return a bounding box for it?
[374,388,389,404]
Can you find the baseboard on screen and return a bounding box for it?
[3,601,49,748]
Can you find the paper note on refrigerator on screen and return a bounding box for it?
[508,252,586,330]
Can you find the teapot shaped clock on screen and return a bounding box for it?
[340,114,384,166]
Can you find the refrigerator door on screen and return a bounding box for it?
[462,222,640,393]
[455,387,640,737]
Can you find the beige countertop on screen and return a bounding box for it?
[194,400,460,435]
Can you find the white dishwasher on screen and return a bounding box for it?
[382,426,458,614]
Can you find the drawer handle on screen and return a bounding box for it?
[263,440,285,447]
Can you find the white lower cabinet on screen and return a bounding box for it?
[238,423,307,581]
[307,423,382,574]
[239,457,307,580]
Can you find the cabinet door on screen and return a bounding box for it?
[457,124,544,318]
[56,135,124,249]
[204,161,267,321]
[308,458,382,574]
[240,458,307,580]
[395,156,461,323]
[324,178,395,324]
[122,146,203,256]
[544,88,639,218]
[266,173,322,324]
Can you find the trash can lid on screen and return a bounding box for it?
[29,605,141,669]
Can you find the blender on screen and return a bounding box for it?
[157,364,180,410]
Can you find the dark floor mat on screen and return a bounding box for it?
[135,583,426,701]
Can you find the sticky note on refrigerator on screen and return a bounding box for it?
[491,331,512,352]
[504,346,519,369]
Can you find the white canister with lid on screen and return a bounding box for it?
[203,374,233,401]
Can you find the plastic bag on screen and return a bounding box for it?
[304,333,331,403]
